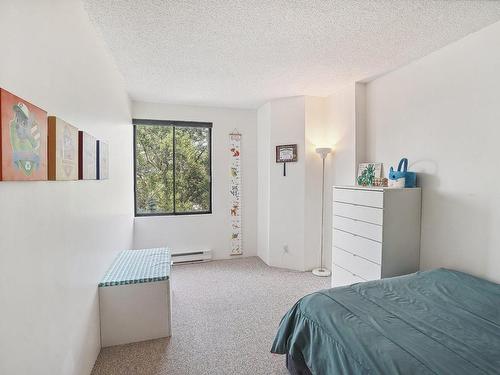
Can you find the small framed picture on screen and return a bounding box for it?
[97,140,109,180]
[276,144,297,163]
[78,131,97,180]
[47,116,79,181]
[357,163,382,186]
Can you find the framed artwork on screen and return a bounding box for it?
[96,140,109,180]
[0,88,48,180]
[276,144,298,163]
[275,144,298,176]
[48,117,79,181]
[78,131,97,180]
[357,163,382,186]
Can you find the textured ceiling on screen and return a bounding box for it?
[83,0,500,108]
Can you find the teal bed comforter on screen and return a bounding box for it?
[271,269,500,375]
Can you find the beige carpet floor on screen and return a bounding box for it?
[91,256,330,375]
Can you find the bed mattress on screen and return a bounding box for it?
[271,269,500,375]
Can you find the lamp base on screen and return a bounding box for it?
[312,268,331,277]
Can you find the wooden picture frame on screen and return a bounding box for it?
[276,144,298,163]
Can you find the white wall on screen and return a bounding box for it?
[365,21,500,283]
[132,101,257,259]
[257,96,326,271]
[256,94,360,272]
[257,103,271,264]
[321,84,361,270]
[0,1,133,375]
[267,97,307,270]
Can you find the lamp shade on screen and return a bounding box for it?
[315,147,332,159]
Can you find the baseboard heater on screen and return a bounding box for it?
[171,250,212,265]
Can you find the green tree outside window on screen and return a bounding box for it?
[134,121,211,215]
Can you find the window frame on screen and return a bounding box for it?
[133,119,213,217]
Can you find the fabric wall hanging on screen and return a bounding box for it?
[229,130,242,255]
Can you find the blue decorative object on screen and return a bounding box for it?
[388,158,416,188]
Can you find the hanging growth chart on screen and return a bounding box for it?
[229,131,242,255]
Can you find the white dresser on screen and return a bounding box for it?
[332,185,421,288]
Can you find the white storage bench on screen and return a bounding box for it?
[98,248,172,347]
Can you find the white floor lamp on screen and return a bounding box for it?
[312,147,332,277]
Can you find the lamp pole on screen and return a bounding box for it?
[313,147,332,277]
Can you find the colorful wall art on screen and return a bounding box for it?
[78,131,97,180]
[96,140,109,180]
[0,87,108,184]
[0,88,48,181]
[357,162,382,186]
[229,131,242,255]
[47,116,79,181]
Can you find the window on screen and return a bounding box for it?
[133,119,212,216]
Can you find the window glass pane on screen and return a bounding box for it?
[135,125,174,214]
[174,127,211,213]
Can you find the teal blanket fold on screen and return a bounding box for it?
[271,269,500,375]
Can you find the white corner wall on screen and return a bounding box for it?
[321,84,364,271]
[0,1,133,375]
[131,101,257,259]
[365,21,500,282]
[257,96,327,271]
[257,103,271,264]
[267,97,307,270]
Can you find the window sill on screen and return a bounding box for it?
[134,212,213,218]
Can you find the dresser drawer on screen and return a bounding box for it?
[332,264,366,287]
[333,216,383,242]
[333,202,383,225]
[333,188,384,208]
[333,229,382,264]
[333,248,381,281]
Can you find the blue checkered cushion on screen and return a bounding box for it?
[99,248,171,287]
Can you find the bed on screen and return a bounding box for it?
[271,268,500,375]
